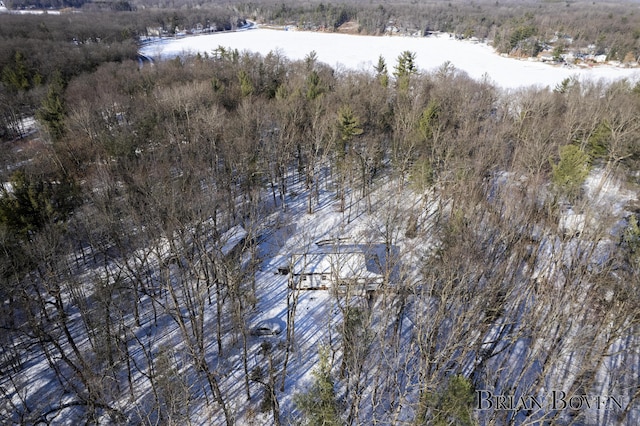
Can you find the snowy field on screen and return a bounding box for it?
[140,28,640,90]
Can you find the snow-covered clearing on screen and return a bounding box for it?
[140,28,640,90]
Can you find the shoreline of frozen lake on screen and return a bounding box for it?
[140,28,640,90]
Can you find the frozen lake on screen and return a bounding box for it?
[140,28,640,90]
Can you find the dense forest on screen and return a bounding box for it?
[4,0,640,60]
[1,1,640,425]
[234,0,640,59]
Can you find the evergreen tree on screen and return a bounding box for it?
[294,346,341,426]
[418,99,440,142]
[432,375,476,426]
[374,55,387,75]
[305,50,318,71]
[37,71,66,141]
[1,51,31,92]
[586,121,611,161]
[622,214,640,269]
[374,55,389,87]
[394,51,417,78]
[306,70,324,100]
[238,69,254,97]
[394,50,417,91]
[0,170,79,237]
[336,104,363,158]
[409,157,434,196]
[623,214,640,253]
[416,375,476,426]
[554,76,578,94]
[551,144,590,201]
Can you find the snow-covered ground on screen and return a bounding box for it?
[140,28,640,90]
[3,162,638,424]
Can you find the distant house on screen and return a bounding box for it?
[594,54,608,63]
[385,25,399,35]
[146,27,162,37]
[561,52,576,64]
[538,51,555,63]
[288,250,383,293]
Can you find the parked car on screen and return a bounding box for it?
[251,319,285,336]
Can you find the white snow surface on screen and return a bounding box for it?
[5,167,639,424]
[140,28,640,90]
[584,167,637,216]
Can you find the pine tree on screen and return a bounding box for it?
[1,51,30,92]
[585,121,611,160]
[336,105,363,158]
[306,70,324,100]
[551,144,590,201]
[622,214,640,268]
[394,50,417,91]
[37,71,66,141]
[374,55,389,87]
[0,170,79,237]
[416,375,476,426]
[432,375,476,426]
[418,99,440,142]
[238,69,254,97]
[335,105,364,211]
[294,346,341,426]
[305,50,318,71]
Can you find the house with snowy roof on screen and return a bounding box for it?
[288,249,383,293]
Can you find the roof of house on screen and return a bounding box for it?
[291,251,381,280]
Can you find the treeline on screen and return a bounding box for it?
[5,0,640,60]
[0,8,241,141]
[7,0,136,10]
[3,0,89,9]
[0,9,239,87]
[231,0,640,60]
[0,13,140,86]
[1,44,640,423]
[0,12,138,140]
